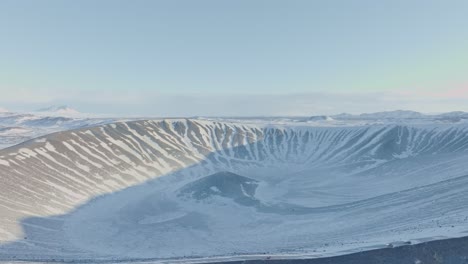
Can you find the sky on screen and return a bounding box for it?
[0,0,468,116]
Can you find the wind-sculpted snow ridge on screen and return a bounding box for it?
[1,119,468,261]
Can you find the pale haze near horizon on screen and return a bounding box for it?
[1,0,468,116]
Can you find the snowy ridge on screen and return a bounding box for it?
[1,119,468,260]
[2,109,468,150]
[0,112,116,149]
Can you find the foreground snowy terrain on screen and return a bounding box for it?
[1,111,468,262]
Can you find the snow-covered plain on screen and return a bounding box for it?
[0,107,117,149]
[1,111,468,262]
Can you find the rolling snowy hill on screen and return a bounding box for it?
[1,118,468,261]
[0,109,116,149]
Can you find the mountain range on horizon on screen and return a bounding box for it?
[1,105,468,119]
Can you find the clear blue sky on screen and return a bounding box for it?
[1,0,468,116]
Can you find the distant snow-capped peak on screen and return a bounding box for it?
[0,107,9,113]
[307,115,334,121]
[36,105,80,115]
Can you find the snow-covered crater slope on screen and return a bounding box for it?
[1,119,468,260]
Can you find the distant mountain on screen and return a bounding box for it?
[0,107,9,113]
[36,105,80,115]
[332,113,354,119]
[359,110,424,119]
[307,115,334,121]
[331,110,425,120]
[437,111,468,117]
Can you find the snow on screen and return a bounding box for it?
[1,109,468,150]
[0,159,9,166]
[1,115,468,261]
[0,110,119,149]
[36,105,81,116]
[210,186,221,193]
[217,110,468,126]
[0,127,30,135]
[138,212,188,225]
